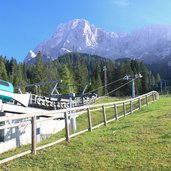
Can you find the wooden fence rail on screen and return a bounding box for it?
[0,91,159,164]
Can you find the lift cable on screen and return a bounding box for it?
[88,77,124,94]
[98,80,132,99]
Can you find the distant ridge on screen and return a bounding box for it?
[25,19,171,64]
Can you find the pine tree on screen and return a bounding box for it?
[156,73,161,90]
[59,64,72,94]
[7,58,17,83]
[32,52,48,95]
[0,57,8,81]
[33,52,45,82]
[140,64,149,93]
[14,64,26,93]
[90,65,103,96]
[74,59,89,93]
[156,73,161,83]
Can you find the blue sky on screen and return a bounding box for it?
[1,0,171,62]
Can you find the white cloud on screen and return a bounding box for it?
[112,0,129,7]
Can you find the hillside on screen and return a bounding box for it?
[147,54,171,83]
[1,95,171,170]
[0,53,157,96]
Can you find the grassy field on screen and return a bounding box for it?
[0,95,171,170]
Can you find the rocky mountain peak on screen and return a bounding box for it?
[24,19,171,64]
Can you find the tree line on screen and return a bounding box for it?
[0,52,161,97]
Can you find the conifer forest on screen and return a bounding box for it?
[0,52,160,97]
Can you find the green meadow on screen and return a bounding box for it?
[0,95,171,171]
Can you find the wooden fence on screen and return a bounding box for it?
[0,91,159,164]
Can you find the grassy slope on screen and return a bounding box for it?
[0,96,171,171]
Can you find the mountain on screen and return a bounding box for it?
[24,19,171,64]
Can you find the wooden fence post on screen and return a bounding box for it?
[146,95,148,105]
[123,102,126,117]
[152,93,155,102]
[114,104,118,120]
[138,97,141,109]
[156,93,159,100]
[31,115,37,155]
[102,105,107,126]
[130,100,132,114]
[64,112,70,142]
[87,108,92,132]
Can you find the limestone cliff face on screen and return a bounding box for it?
[25,19,171,64]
